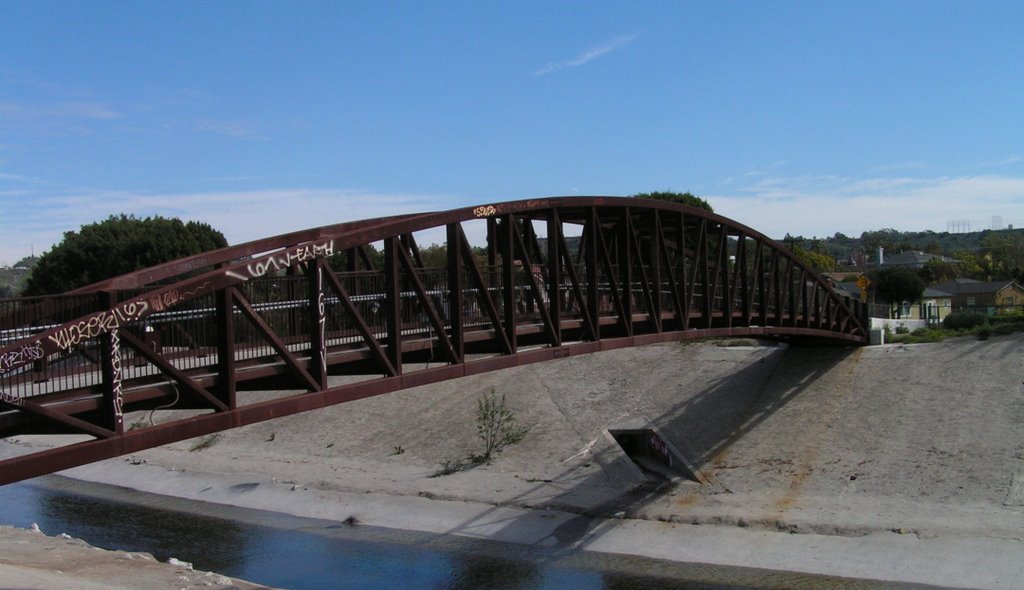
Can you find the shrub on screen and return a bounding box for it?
[992,320,1024,335]
[942,312,988,331]
[477,389,529,460]
[889,327,946,344]
[431,390,530,477]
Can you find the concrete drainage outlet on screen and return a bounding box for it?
[607,427,705,483]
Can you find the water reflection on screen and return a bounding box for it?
[442,553,540,590]
[0,479,928,590]
[33,482,252,572]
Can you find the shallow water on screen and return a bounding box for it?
[0,477,935,590]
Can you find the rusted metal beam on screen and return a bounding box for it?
[118,329,228,412]
[308,260,328,389]
[591,209,629,336]
[455,223,512,355]
[546,211,562,347]
[446,223,465,363]
[395,233,459,364]
[321,264,397,377]
[383,237,403,375]
[0,196,871,485]
[500,215,518,353]
[232,287,322,392]
[511,216,558,345]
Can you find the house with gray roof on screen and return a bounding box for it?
[929,278,1024,315]
[868,248,957,270]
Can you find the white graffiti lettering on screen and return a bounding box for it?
[48,313,116,350]
[108,330,124,428]
[317,287,327,375]
[47,297,152,352]
[473,205,497,218]
[244,241,335,279]
[0,341,44,374]
[147,290,178,313]
[180,282,210,300]
[0,388,20,406]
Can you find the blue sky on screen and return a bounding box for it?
[2,1,1023,264]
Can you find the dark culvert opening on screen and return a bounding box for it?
[608,428,702,483]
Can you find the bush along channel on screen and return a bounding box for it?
[432,389,530,477]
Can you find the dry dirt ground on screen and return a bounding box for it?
[3,333,1023,587]
[0,524,271,590]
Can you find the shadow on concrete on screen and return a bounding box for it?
[439,343,857,549]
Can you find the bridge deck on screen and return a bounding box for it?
[0,197,867,484]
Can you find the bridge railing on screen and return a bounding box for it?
[0,196,870,486]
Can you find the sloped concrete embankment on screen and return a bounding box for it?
[5,335,1024,588]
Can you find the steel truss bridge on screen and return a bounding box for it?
[0,197,867,484]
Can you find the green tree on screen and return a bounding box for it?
[789,244,835,273]
[870,267,926,304]
[633,191,713,213]
[417,244,447,268]
[952,251,984,280]
[980,231,1024,281]
[23,215,227,295]
[918,257,959,285]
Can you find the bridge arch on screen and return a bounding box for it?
[0,197,866,483]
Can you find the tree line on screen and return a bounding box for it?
[23,192,1018,305]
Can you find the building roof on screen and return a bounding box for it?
[930,278,1022,295]
[873,250,955,268]
[833,281,861,299]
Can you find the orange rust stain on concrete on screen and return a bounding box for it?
[674,491,702,508]
[774,468,813,511]
[765,348,863,519]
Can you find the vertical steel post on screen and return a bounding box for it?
[308,259,327,389]
[738,234,751,325]
[501,215,518,353]
[446,223,465,361]
[720,226,732,328]
[650,210,663,329]
[700,221,713,329]
[487,216,499,297]
[585,209,600,340]
[98,291,124,434]
[678,212,690,330]
[620,208,633,336]
[215,286,237,409]
[546,210,562,346]
[383,237,402,374]
[755,241,766,326]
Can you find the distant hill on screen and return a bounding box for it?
[0,256,37,298]
[784,227,1024,265]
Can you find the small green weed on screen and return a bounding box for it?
[189,433,221,452]
[431,389,530,477]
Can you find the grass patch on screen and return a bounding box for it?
[431,389,530,477]
[189,433,221,452]
[886,319,1024,344]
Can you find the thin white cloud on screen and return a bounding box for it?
[196,119,263,140]
[0,100,122,122]
[531,34,637,76]
[979,156,1024,168]
[869,161,929,173]
[203,175,264,183]
[0,187,462,263]
[64,102,122,120]
[711,174,1024,239]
